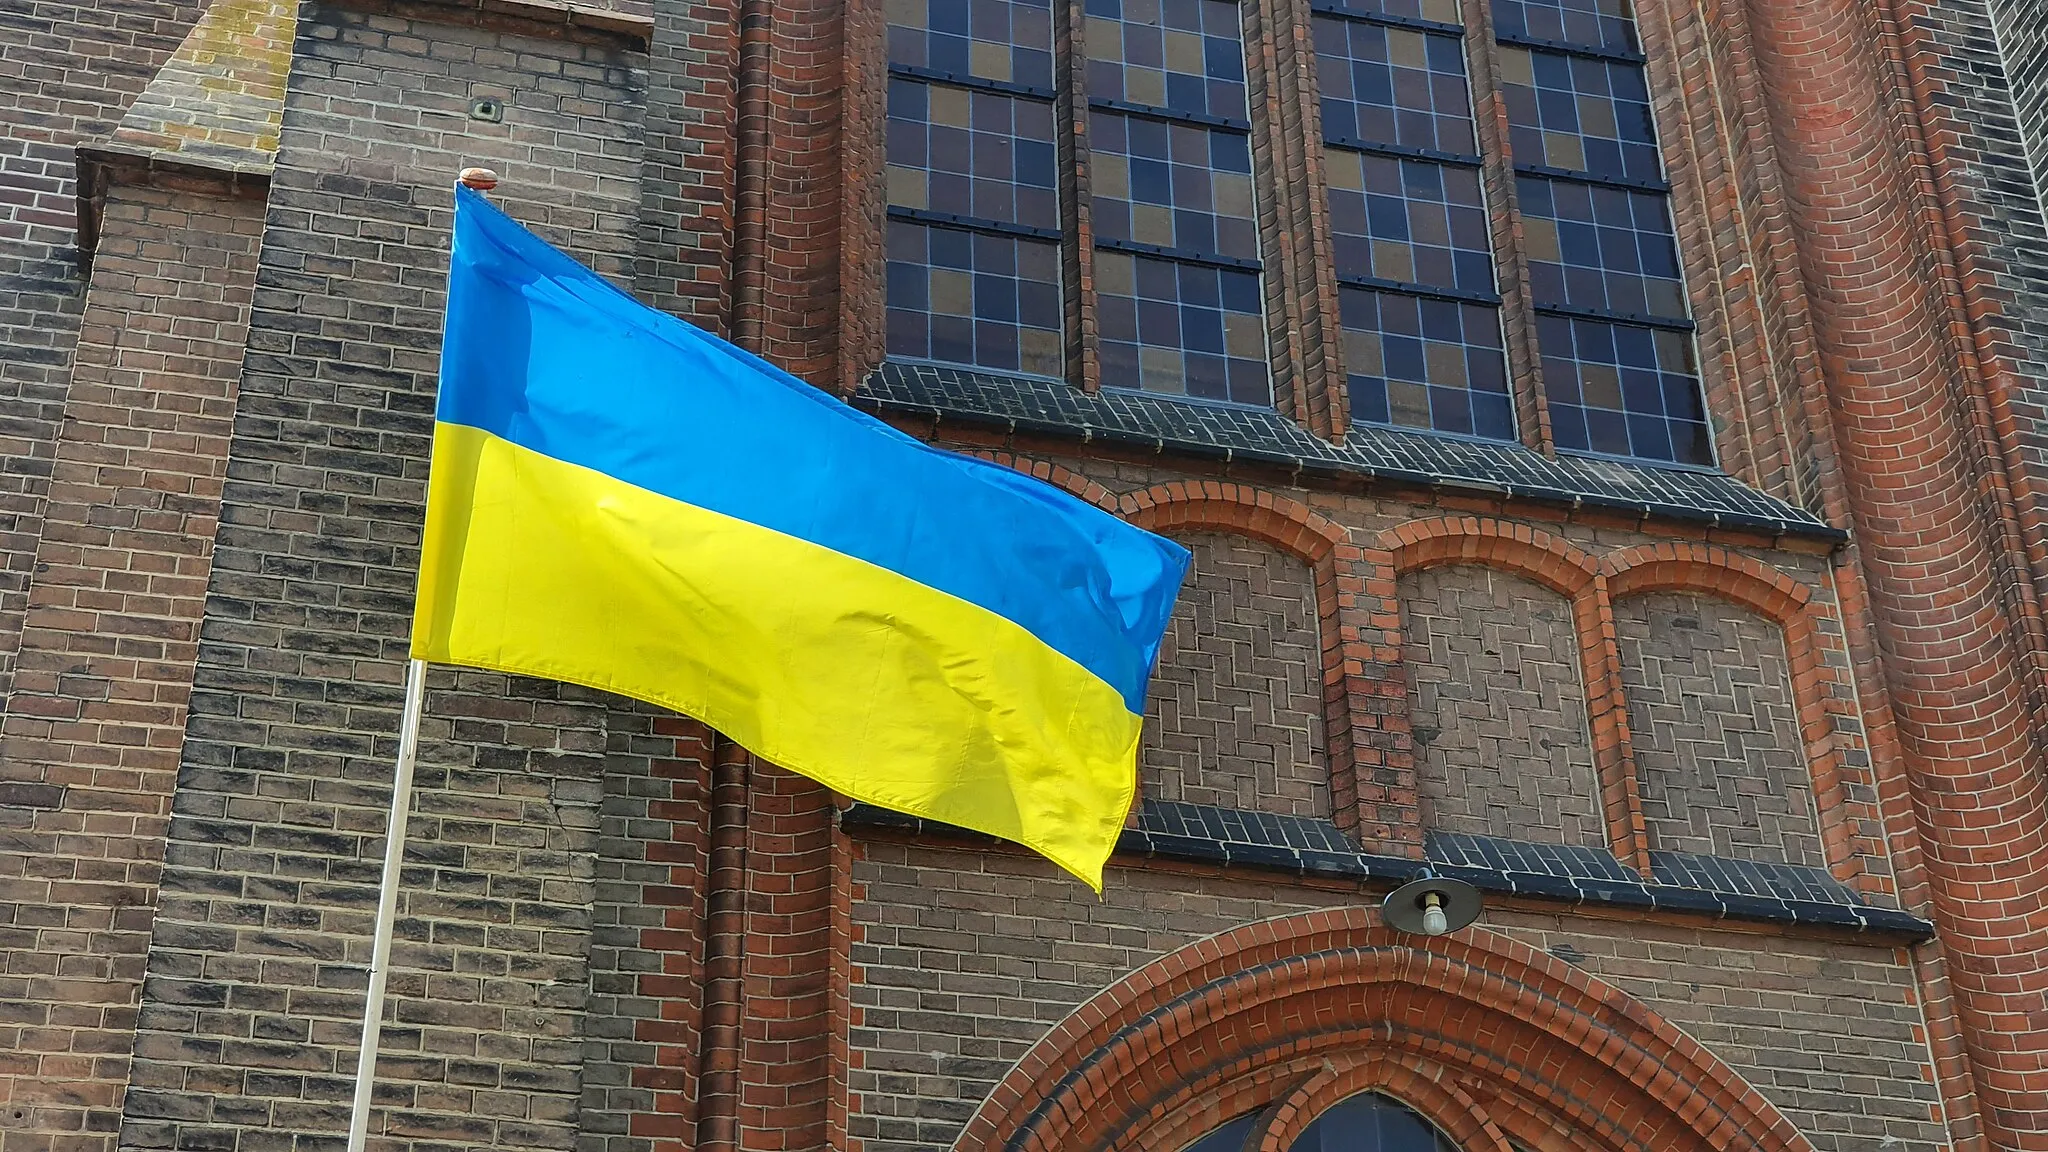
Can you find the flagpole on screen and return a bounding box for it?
[345,655,428,1152]
[343,168,496,1150]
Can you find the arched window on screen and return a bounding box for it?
[1181,1092,1461,1152]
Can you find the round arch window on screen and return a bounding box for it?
[1181,1092,1461,1152]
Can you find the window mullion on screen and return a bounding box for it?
[1058,0,1101,392]
[1253,0,1347,437]
[1461,0,1555,454]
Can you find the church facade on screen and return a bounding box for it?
[5,0,2048,1149]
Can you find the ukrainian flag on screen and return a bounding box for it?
[413,186,1190,888]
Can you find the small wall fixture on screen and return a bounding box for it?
[1382,874,1482,936]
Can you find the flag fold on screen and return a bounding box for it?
[415,186,1190,888]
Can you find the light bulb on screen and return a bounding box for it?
[1420,894,1449,936]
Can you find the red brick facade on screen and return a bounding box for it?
[4,0,2048,1151]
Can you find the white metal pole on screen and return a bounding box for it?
[345,656,429,1152]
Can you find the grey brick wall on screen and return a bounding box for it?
[579,706,712,1152]
[1140,532,1328,819]
[1990,0,2048,257]
[1935,0,2048,619]
[0,0,203,703]
[846,841,1947,1152]
[114,6,651,1149]
[1397,564,1602,846]
[1614,591,1825,868]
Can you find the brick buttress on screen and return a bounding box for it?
[1746,0,2048,1145]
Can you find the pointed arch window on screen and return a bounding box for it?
[1182,1092,1463,1152]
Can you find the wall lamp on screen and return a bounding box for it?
[1382,874,1483,936]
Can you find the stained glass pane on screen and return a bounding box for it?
[1492,0,1637,54]
[1326,148,1492,294]
[1316,0,1461,25]
[1539,314,1711,464]
[885,219,1066,378]
[1499,45,1658,183]
[1517,174,1684,320]
[887,0,1056,90]
[1091,112,1258,260]
[1341,286,1511,439]
[1085,0,1249,120]
[1097,249,1269,403]
[1313,14,1476,155]
[1289,1093,1463,1152]
[886,79,1060,228]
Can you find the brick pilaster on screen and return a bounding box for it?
[0,179,263,1152]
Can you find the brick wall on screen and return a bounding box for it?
[0,180,263,1151]
[1613,592,1825,868]
[845,842,1949,1152]
[1990,0,2048,203]
[973,448,1899,884]
[1396,564,1602,847]
[0,0,202,704]
[111,6,653,1149]
[580,708,712,1152]
[1141,532,1328,819]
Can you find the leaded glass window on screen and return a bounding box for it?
[1304,0,1712,464]
[876,0,1720,469]
[1314,0,1513,441]
[1493,3,1712,464]
[884,0,1066,380]
[1089,0,1270,405]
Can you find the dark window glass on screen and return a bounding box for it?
[1538,313,1709,464]
[1089,0,1268,402]
[887,79,1060,229]
[1289,1092,1462,1152]
[1499,45,1658,183]
[1312,15,1477,156]
[884,0,1064,378]
[1085,0,1249,120]
[1317,2,1508,441]
[1491,0,1710,466]
[1492,0,1637,54]
[885,220,1067,379]
[1316,0,1462,24]
[1341,286,1511,439]
[1097,249,1270,404]
[1177,1092,1463,1152]
[886,0,1057,90]
[1516,174,1685,321]
[1326,151,1492,295]
[1091,112,1260,260]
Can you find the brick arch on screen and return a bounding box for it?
[1129,1055,1324,1152]
[1599,542,1812,622]
[1598,544,1861,888]
[1113,482,1389,844]
[958,464,1390,837]
[1246,1055,1513,1152]
[965,450,1123,513]
[1376,516,1598,598]
[1373,517,1647,870]
[953,908,1817,1152]
[1119,481,1349,565]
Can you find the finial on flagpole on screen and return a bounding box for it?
[458,167,500,191]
